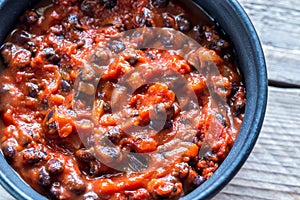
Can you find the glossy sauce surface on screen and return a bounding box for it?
[0,0,245,199]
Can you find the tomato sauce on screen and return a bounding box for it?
[0,0,246,199]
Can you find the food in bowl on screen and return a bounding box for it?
[0,0,246,199]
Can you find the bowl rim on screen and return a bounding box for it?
[0,0,268,199]
[181,0,268,199]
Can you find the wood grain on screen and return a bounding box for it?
[238,0,300,86]
[214,87,300,200]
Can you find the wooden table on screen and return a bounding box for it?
[214,0,300,199]
[1,0,300,199]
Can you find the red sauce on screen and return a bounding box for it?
[0,0,246,199]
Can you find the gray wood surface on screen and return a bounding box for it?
[214,0,300,199]
[1,0,300,199]
[239,0,300,86]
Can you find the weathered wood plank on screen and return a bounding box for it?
[215,86,300,200]
[240,1,300,50]
[238,0,300,86]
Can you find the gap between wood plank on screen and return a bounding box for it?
[268,80,300,89]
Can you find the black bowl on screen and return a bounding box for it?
[0,0,267,199]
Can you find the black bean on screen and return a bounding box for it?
[143,52,155,60]
[27,82,38,98]
[198,132,205,140]
[102,23,114,27]
[27,41,38,56]
[192,136,199,144]
[94,140,123,164]
[47,122,57,131]
[160,34,173,47]
[163,120,173,130]
[145,20,153,27]
[163,13,175,28]
[105,128,122,144]
[216,39,225,47]
[133,84,150,95]
[0,43,12,65]
[49,182,61,200]
[103,102,112,113]
[136,9,154,27]
[67,109,76,116]
[135,14,146,27]
[88,160,101,176]
[23,148,47,164]
[67,174,86,194]
[125,52,139,66]
[177,16,192,32]
[233,99,245,116]
[127,153,149,172]
[61,80,71,92]
[193,175,206,186]
[2,146,16,160]
[231,84,240,94]
[46,159,64,175]
[209,41,217,50]
[100,146,122,160]
[23,10,39,25]
[83,192,99,200]
[100,0,118,9]
[130,110,139,117]
[191,25,203,43]
[0,84,9,95]
[109,39,125,54]
[12,30,31,45]
[151,0,169,8]
[91,50,110,66]
[1,141,16,160]
[43,47,60,64]
[217,39,229,49]
[46,110,55,122]
[76,40,85,49]
[42,100,49,110]
[174,162,189,179]
[38,167,51,187]
[81,0,96,17]
[69,14,82,29]
[76,149,95,162]
[204,150,213,160]
[188,156,199,168]
[49,53,60,64]
[68,14,80,24]
[63,14,82,30]
[166,106,175,120]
